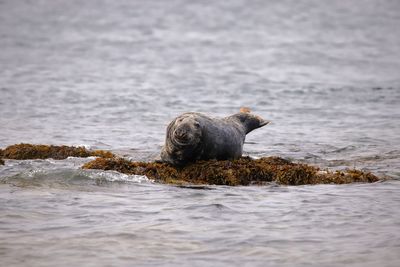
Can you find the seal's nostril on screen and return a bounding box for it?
[175,129,187,139]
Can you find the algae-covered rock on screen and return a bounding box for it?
[1,143,381,186]
[1,143,115,160]
[82,156,380,186]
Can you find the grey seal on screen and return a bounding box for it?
[160,108,269,166]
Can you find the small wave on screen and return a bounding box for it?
[0,167,149,188]
[320,145,357,154]
[183,203,235,213]
[84,169,149,183]
[177,185,215,190]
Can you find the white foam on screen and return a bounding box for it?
[86,170,150,183]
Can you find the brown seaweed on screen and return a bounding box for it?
[82,156,380,186]
[1,143,115,160]
[0,143,380,186]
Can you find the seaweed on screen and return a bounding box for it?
[1,143,381,186]
[82,156,380,186]
[1,143,115,160]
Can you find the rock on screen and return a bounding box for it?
[82,156,379,186]
[1,143,115,160]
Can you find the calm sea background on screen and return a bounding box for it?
[1,0,399,266]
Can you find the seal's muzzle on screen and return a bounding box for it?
[174,127,190,143]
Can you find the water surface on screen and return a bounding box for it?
[1,0,399,266]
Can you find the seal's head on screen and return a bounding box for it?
[170,114,202,146]
[161,113,203,165]
[234,107,270,134]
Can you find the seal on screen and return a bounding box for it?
[160,108,269,166]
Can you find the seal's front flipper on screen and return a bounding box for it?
[154,154,163,163]
[155,147,167,163]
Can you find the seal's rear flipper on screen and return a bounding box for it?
[240,107,251,113]
[232,108,270,134]
[258,118,270,127]
[239,107,270,126]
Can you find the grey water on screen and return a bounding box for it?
[0,0,400,266]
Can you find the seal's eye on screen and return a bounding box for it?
[194,122,200,128]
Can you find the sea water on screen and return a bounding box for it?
[1,0,399,266]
